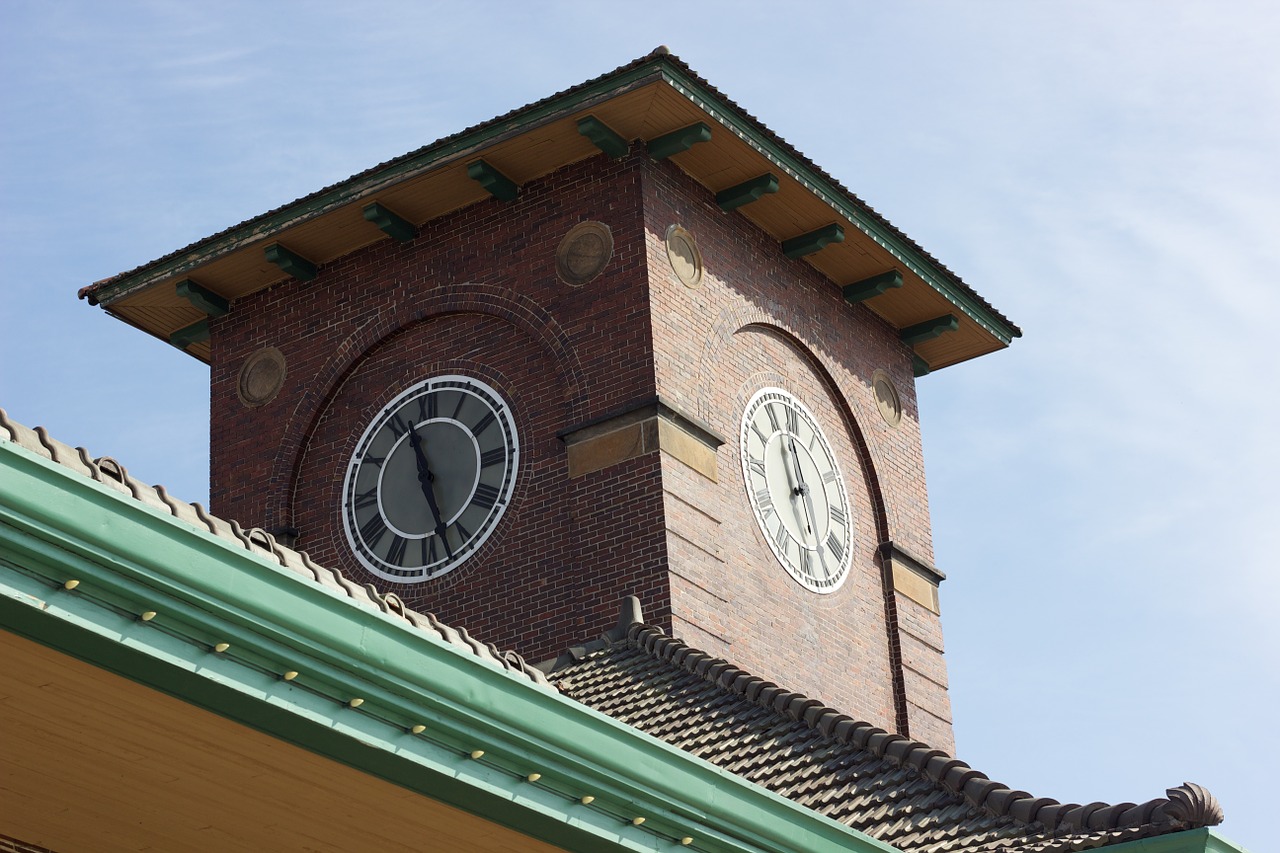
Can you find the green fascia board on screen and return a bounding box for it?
[86,53,1018,348]
[0,438,895,853]
[1085,829,1251,853]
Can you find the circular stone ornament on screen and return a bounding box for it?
[872,370,902,427]
[665,224,703,288]
[556,221,613,286]
[237,347,287,408]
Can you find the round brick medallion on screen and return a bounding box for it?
[237,347,287,408]
[665,224,703,288]
[872,370,902,427]
[556,221,613,286]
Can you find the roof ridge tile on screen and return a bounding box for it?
[583,615,1228,846]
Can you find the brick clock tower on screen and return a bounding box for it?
[81,50,1019,755]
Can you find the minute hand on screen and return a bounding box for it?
[786,437,819,546]
[407,426,452,555]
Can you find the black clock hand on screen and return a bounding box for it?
[407,425,453,558]
[787,437,819,544]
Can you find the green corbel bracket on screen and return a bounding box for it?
[362,202,416,243]
[175,279,228,316]
[577,115,629,159]
[912,354,932,377]
[467,159,518,202]
[716,173,779,212]
[782,223,845,258]
[843,270,903,305]
[900,314,960,346]
[264,242,317,281]
[169,318,210,350]
[647,122,712,159]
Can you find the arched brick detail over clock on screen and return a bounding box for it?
[262,284,589,533]
[696,307,892,548]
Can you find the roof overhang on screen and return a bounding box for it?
[80,50,1019,372]
[0,433,896,853]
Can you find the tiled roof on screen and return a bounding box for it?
[76,47,1019,339]
[545,607,1223,853]
[2,408,1222,849]
[0,408,550,688]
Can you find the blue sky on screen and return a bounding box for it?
[1,2,1274,849]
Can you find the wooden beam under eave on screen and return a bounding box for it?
[175,279,228,316]
[900,314,960,346]
[912,355,932,377]
[264,243,317,281]
[362,202,416,243]
[716,173,779,212]
[647,122,712,159]
[467,159,518,201]
[170,319,209,350]
[577,115,629,159]
[843,270,903,305]
[782,224,844,259]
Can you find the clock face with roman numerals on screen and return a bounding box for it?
[741,388,852,594]
[341,375,518,583]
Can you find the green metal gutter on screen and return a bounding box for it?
[83,52,1018,348]
[0,437,897,853]
[1090,829,1251,853]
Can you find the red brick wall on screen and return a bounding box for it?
[206,146,953,751]
[639,156,953,751]
[209,152,671,663]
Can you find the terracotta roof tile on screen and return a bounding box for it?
[545,610,1222,853]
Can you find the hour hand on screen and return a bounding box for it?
[407,427,451,548]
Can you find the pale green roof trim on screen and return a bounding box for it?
[1087,828,1252,853]
[0,435,897,853]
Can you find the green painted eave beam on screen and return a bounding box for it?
[169,318,209,350]
[647,122,712,159]
[651,60,1020,345]
[0,439,892,853]
[900,314,960,345]
[912,354,932,378]
[467,159,519,202]
[175,279,229,316]
[716,173,779,212]
[362,202,416,243]
[843,270,903,305]
[264,242,317,281]
[783,223,845,259]
[577,115,630,159]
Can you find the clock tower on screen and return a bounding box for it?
[80,49,1020,755]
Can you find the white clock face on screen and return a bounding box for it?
[741,388,853,593]
[341,375,518,583]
